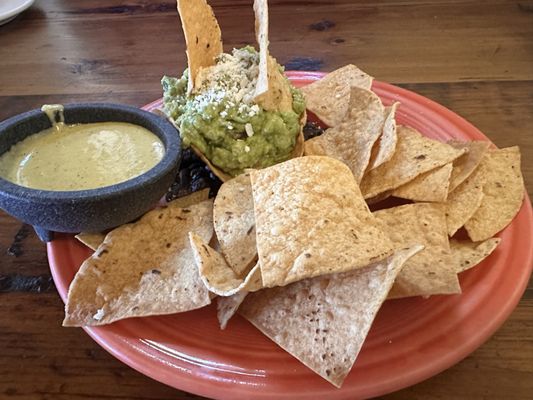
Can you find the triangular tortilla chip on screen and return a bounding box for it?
[301,64,374,127]
[374,203,461,298]
[75,189,210,251]
[213,173,257,276]
[177,0,223,93]
[368,102,399,170]
[249,0,293,113]
[75,232,106,251]
[189,233,262,296]
[255,55,294,112]
[448,140,491,192]
[464,147,524,241]
[250,156,394,288]
[445,167,485,236]
[366,190,393,205]
[392,163,453,203]
[360,126,466,199]
[215,259,264,329]
[63,199,214,327]
[217,291,249,329]
[253,0,269,99]
[239,246,422,387]
[450,238,501,273]
[304,87,385,183]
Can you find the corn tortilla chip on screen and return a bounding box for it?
[63,199,214,327]
[250,156,394,288]
[392,163,453,203]
[189,233,262,296]
[213,173,257,276]
[464,147,524,242]
[365,190,393,205]
[255,55,294,112]
[301,64,373,127]
[75,232,106,251]
[75,189,211,251]
[239,245,422,387]
[368,102,399,170]
[374,203,461,298]
[445,168,485,236]
[360,126,466,199]
[177,0,223,93]
[253,0,269,99]
[448,140,491,192]
[304,87,385,183]
[217,290,248,329]
[216,260,263,329]
[450,238,501,273]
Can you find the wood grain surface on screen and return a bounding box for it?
[1,0,532,399]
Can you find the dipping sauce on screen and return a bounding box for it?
[0,108,165,191]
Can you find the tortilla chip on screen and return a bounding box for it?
[189,233,262,296]
[239,245,422,387]
[368,102,399,170]
[213,173,257,276]
[63,199,214,327]
[215,260,263,329]
[253,0,269,99]
[360,126,466,199]
[392,163,453,203]
[374,203,461,298]
[448,140,491,192]
[75,232,106,251]
[365,190,393,205]
[464,147,524,241]
[172,188,211,207]
[217,291,249,329]
[250,156,394,288]
[255,55,294,112]
[75,189,211,251]
[304,87,385,183]
[445,167,485,236]
[177,0,223,93]
[250,0,292,112]
[450,238,501,273]
[301,64,374,127]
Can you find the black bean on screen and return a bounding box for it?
[303,121,325,140]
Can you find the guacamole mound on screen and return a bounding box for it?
[162,47,305,177]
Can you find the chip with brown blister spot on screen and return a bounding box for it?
[239,246,422,387]
[301,64,374,127]
[360,126,466,199]
[374,203,461,299]
[250,156,394,288]
[464,146,524,241]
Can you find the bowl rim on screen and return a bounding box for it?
[0,102,181,202]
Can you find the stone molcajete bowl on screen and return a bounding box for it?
[0,103,182,242]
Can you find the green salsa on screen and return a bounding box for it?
[162,47,305,177]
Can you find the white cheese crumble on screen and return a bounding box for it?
[245,123,254,137]
[244,145,251,153]
[193,48,260,121]
[93,308,105,321]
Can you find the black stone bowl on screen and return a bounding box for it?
[0,103,181,242]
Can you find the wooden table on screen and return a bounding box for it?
[0,1,532,399]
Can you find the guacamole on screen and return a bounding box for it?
[162,47,305,177]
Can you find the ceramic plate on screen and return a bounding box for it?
[48,71,533,400]
[0,0,34,26]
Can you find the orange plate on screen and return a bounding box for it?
[48,72,533,399]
